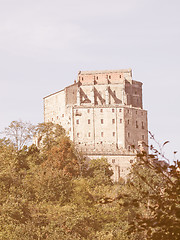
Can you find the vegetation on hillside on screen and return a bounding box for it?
[0,121,179,240]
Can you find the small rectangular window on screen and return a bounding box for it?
[76,119,79,124]
[101,119,104,124]
[101,132,104,137]
[112,108,115,113]
[120,119,122,123]
[128,132,130,137]
[112,159,115,163]
[100,109,103,113]
[113,132,115,137]
[62,114,64,117]
[88,119,90,124]
[119,109,122,112]
[87,109,90,113]
[136,121,138,128]
[77,133,79,137]
[128,119,130,124]
[112,119,115,124]
[142,121,144,129]
[88,132,91,137]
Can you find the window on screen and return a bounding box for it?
[62,114,64,117]
[88,119,90,124]
[136,111,137,114]
[136,121,138,128]
[82,77,83,81]
[112,119,115,124]
[101,119,104,124]
[100,109,103,113]
[88,132,91,137]
[113,132,115,137]
[119,75,121,78]
[101,132,104,137]
[77,133,79,137]
[127,109,130,113]
[112,159,115,163]
[57,116,59,119]
[97,76,98,80]
[142,121,144,129]
[120,119,122,123]
[87,109,90,113]
[76,119,79,124]
[52,118,53,121]
[112,108,115,113]
[119,108,122,112]
[128,119,130,124]
[130,159,133,164]
[109,75,111,79]
[128,132,130,137]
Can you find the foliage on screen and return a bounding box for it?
[124,149,180,240]
[86,158,113,186]
[0,121,179,239]
[34,122,66,153]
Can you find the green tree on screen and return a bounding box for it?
[124,150,180,240]
[34,122,65,153]
[86,158,113,187]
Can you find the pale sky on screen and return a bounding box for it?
[0,0,180,160]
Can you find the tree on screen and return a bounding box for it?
[2,120,35,150]
[124,148,180,240]
[86,158,113,186]
[34,122,65,153]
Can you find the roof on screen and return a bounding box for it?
[78,69,132,75]
[43,82,78,99]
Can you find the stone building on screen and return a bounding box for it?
[44,69,148,181]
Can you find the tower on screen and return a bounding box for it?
[44,69,148,181]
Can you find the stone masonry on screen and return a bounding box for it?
[43,69,148,181]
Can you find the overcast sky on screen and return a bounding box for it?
[0,0,179,160]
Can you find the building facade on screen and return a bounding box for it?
[44,69,148,181]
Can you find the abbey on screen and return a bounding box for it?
[44,69,148,181]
